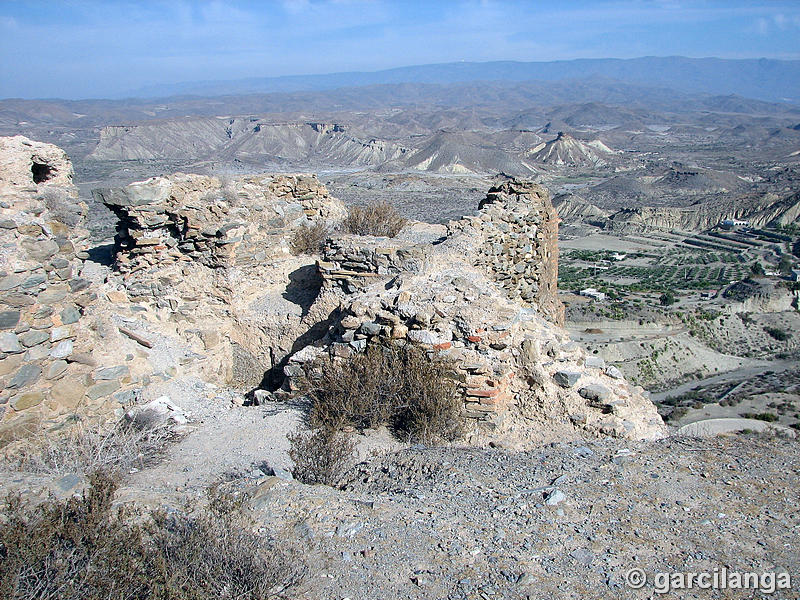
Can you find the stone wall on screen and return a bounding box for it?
[0,140,353,443]
[95,173,344,276]
[447,179,564,325]
[0,137,125,441]
[318,236,429,293]
[96,172,347,389]
[5,146,665,447]
[280,178,666,443]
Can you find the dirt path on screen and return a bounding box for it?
[124,400,305,500]
[652,358,798,402]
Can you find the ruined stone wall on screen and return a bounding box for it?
[101,169,663,443]
[280,179,666,442]
[290,242,666,442]
[95,173,344,278]
[447,179,564,325]
[318,236,428,294]
[96,172,348,389]
[0,137,126,442]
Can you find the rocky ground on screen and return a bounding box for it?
[177,432,799,599]
[6,408,796,599]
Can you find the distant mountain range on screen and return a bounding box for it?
[125,57,800,104]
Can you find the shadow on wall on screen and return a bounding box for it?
[86,243,115,267]
[257,306,341,393]
[283,264,322,317]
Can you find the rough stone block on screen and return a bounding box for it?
[553,370,581,388]
[8,364,42,389]
[10,391,44,411]
[579,384,611,402]
[0,311,21,330]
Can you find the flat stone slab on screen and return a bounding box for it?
[0,311,20,330]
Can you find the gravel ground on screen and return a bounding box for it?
[240,434,799,599]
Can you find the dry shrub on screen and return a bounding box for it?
[290,221,331,255]
[219,174,239,205]
[0,472,304,600]
[287,428,355,486]
[343,201,407,237]
[305,343,463,443]
[38,187,83,227]
[7,421,177,477]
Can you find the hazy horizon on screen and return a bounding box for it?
[1,0,800,100]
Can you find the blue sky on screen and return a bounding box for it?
[1,0,799,99]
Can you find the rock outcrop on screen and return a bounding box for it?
[89,119,409,166]
[605,190,800,231]
[526,132,613,167]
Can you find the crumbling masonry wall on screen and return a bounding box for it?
[280,179,666,442]
[0,137,127,443]
[95,173,343,277]
[448,179,564,325]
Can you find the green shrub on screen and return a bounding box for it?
[290,221,331,255]
[287,428,355,486]
[764,326,791,341]
[659,290,676,306]
[0,472,303,599]
[343,202,407,237]
[304,343,463,443]
[740,412,779,422]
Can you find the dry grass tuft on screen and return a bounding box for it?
[287,428,356,486]
[6,421,177,477]
[342,202,407,237]
[290,221,331,255]
[0,472,304,600]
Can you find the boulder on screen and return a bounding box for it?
[125,396,188,431]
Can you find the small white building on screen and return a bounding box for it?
[579,287,606,301]
[721,218,749,230]
[611,252,627,261]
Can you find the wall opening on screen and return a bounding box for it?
[31,161,55,184]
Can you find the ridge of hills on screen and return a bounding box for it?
[2,79,798,132]
[120,57,800,104]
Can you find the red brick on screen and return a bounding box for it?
[466,388,501,398]
[433,342,452,351]
[467,335,482,343]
